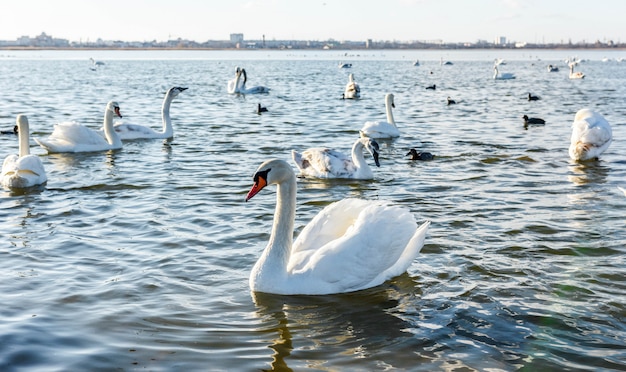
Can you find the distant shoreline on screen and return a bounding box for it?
[1,46,625,52]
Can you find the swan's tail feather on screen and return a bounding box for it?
[34,138,51,151]
[388,220,431,277]
[291,150,306,171]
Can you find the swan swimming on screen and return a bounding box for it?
[343,73,361,99]
[569,63,585,79]
[493,65,515,80]
[359,93,400,139]
[90,57,105,66]
[291,137,380,179]
[110,87,187,140]
[239,68,270,94]
[244,158,431,295]
[2,115,47,189]
[35,101,123,153]
[227,67,246,94]
[568,109,612,161]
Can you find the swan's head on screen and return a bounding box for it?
[16,114,28,129]
[106,101,123,118]
[385,93,395,108]
[245,159,294,202]
[168,86,188,98]
[363,138,380,167]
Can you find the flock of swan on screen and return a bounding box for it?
[493,58,586,80]
[487,58,612,162]
[0,61,617,296]
[2,86,187,188]
[227,66,271,94]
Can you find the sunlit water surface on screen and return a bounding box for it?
[1,49,625,371]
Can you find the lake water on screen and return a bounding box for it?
[1,48,625,371]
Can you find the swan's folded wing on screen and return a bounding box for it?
[17,155,47,179]
[571,117,612,148]
[114,123,161,139]
[360,121,400,138]
[290,198,371,270]
[293,202,420,291]
[296,148,355,178]
[53,122,108,145]
[2,155,19,175]
[583,115,612,145]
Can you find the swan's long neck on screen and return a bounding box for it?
[385,97,396,126]
[18,119,30,158]
[161,94,174,137]
[103,109,122,148]
[262,176,297,272]
[234,71,242,92]
[241,69,248,88]
[351,140,368,171]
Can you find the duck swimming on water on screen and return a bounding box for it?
[523,115,546,125]
[406,148,434,161]
[257,103,268,114]
[1,125,18,135]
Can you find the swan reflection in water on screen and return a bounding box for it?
[45,150,120,173]
[567,161,609,187]
[251,274,423,371]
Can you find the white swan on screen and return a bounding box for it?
[343,73,361,99]
[569,63,585,79]
[493,65,515,80]
[359,93,400,139]
[291,137,380,179]
[111,87,187,140]
[35,101,123,153]
[90,57,105,66]
[569,109,612,161]
[240,68,270,94]
[245,159,431,295]
[227,67,245,94]
[2,115,47,189]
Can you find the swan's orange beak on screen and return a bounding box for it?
[114,107,123,118]
[245,176,267,202]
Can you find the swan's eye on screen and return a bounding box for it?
[253,168,271,183]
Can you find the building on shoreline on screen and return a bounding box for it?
[0,32,623,50]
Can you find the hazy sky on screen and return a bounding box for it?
[1,0,625,44]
